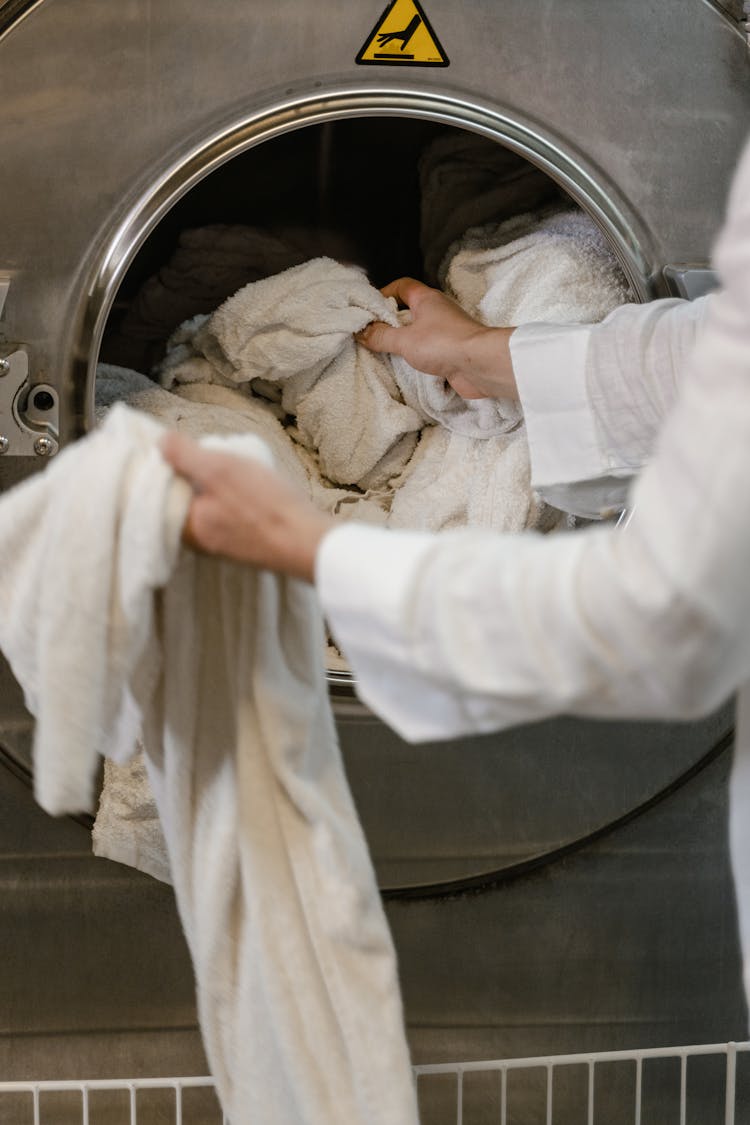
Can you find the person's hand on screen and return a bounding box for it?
[357,277,518,401]
[160,433,335,583]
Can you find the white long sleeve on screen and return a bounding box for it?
[316,138,750,745]
[510,295,709,518]
[319,138,750,1010]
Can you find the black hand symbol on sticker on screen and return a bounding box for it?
[376,14,421,51]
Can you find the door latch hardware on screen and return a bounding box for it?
[0,347,59,457]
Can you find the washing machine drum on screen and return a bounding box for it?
[0,0,746,892]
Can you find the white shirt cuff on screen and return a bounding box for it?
[511,322,607,488]
[316,524,432,657]
[316,523,479,741]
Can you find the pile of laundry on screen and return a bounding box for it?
[98,204,631,541]
[93,197,631,875]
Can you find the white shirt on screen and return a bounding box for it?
[315,137,750,1006]
[319,138,750,1003]
[512,296,708,520]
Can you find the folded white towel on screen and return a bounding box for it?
[0,403,418,1125]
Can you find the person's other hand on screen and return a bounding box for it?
[160,433,335,583]
[357,277,517,401]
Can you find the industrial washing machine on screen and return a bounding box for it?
[0,0,749,1119]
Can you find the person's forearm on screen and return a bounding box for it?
[316,152,750,741]
[317,306,746,742]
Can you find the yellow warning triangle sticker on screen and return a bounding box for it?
[356,0,449,67]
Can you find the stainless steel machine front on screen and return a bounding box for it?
[0,0,748,1107]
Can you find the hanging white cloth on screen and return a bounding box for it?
[0,404,418,1125]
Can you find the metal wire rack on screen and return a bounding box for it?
[1,1041,749,1124]
[414,1040,750,1125]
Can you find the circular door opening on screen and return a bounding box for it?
[85,101,720,900]
[90,107,638,696]
[83,89,655,428]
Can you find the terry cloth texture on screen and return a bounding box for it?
[97,362,389,528]
[0,404,418,1125]
[94,749,171,884]
[441,207,633,322]
[155,255,555,531]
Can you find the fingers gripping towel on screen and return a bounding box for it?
[0,404,418,1125]
[157,256,523,480]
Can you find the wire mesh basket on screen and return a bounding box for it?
[1,1040,749,1124]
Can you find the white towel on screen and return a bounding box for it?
[158,256,529,470]
[443,207,633,324]
[0,406,187,814]
[386,425,549,533]
[157,257,424,490]
[97,363,391,528]
[0,403,418,1125]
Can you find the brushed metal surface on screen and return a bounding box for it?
[0,734,743,1121]
[0,0,747,446]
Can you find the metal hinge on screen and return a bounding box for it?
[0,346,59,458]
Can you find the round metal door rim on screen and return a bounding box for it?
[379,730,733,899]
[0,0,47,43]
[71,86,654,696]
[0,729,731,897]
[79,83,653,429]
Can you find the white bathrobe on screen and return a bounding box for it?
[0,404,418,1125]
